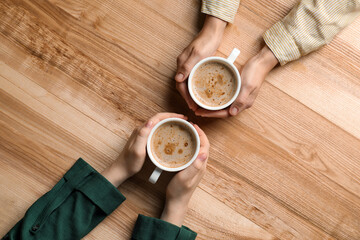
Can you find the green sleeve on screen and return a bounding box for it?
[131,214,197,240]
[2,158,126,240]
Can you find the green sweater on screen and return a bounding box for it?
[2,158,197,240]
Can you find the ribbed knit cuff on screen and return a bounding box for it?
[263,21,301,65]
[201,0,240,23]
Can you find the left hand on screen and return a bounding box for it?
[175,15,227,111]
[195,45,279,117]
[102,113,187,187]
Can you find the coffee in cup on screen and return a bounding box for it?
[191,61,236,107]
[147,118,200,184]
[151,120,196,168]
[188,48,241,110]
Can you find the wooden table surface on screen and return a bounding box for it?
[1,0,360,239]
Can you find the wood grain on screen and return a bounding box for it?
[0,0,359,239]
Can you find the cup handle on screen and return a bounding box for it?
[227,48,241,63]
[149,167,163,184]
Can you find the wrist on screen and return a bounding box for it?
[254,45,279,73]
[161,200,188,227]
[201,15,227,38]
[101,160,130,188]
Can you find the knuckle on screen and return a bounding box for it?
[182,62,192,72]
[183,179,193,189]
[236,98,246,105]
[178,174,188,184]
[132,148,144,158]
[245,83,255,90]
[154,113,162,119]
[133,127,141,135]
[246,102,253,108]
[193,160,203,171]
[192,47,200,56]
[177,54,187,66]
[138,127,148,137]
[191,47,204,57]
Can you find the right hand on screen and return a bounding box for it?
[160,124,210,226]
[175,15,227,111]
[195,45,279,118]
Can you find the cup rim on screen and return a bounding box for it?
[188,56,241,111]
[146,117,201,172]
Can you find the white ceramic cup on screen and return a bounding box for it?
[147,118,200,184]
[188,48,241,111]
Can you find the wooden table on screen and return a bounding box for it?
[1,0,360,239]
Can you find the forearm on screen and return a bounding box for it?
[251,45,279,74]
[256,45,279,72]
[101,160,130,188]
[263,0,360,65]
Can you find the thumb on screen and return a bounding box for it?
[133,120,153,152]
[229,101,243,116]
[175,51,202,83]
[229,90,250,116]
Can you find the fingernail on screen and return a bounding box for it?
[230,106,239,115]
[175,73,184,82]
[145,121,153,128]
[198,153,207,161]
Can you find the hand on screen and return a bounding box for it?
[160,124,210,226]
[102,113,187,187]
[176,15,227,111]
[195,45,279,118]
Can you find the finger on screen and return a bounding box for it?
[229,88,251,116]
[131,121,154,152]
[132,113,188,154]
[195,108,230,118]
[176,48,202,82]
[148,112,187,127]
[175,50,191,82]
[229,103,247,116]
[181,152,208,180]
[176,82,199,111]
[193,124,210,152]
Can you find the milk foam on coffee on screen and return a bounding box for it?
[151,121,196,168]
[192,61,236,107]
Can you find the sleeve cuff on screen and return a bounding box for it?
[263,21,302,65]
[132,214,197,240]
[76,158,126,215]
[201,0,239,23]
